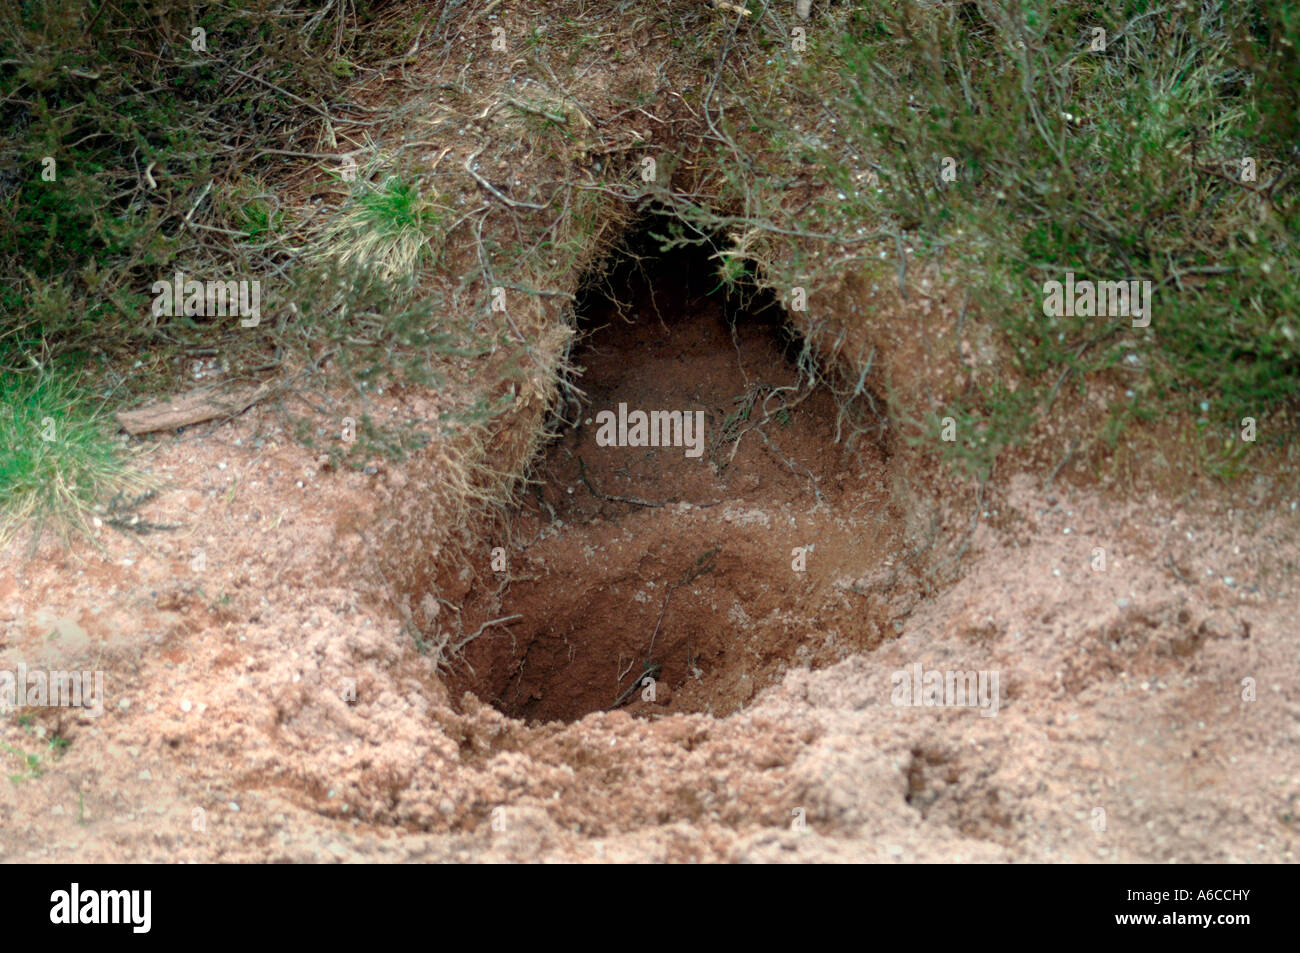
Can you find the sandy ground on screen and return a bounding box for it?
[1,0,1296,864]
[2,306,1296,864]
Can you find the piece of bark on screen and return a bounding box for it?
[115,381,274,435]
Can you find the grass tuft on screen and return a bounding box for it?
[313,174,449,285]
[0,370,145,547]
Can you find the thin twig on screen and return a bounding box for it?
[450,614,522,654]
[230,66,334,122]
[1044,438,1079,489]
[463,148,551,210]
[578,456,664,507]
[1166,553,1192,585]
[950,476,987,567]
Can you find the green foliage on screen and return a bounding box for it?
[0,368,145,545]
[4,714,72,783]
[0,0,412,377]
[834,0,1299,466]
[314,174,447,283]
[357,178,436,234]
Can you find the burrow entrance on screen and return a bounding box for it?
[450,216,908,723]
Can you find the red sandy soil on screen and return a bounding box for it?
[1,272,1297,862]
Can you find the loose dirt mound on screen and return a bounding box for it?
[3,408,1295,862]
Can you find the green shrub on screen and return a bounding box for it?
[834,0,1299,467]
[0,0,413,380]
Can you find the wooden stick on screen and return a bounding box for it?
[115,380,275,435]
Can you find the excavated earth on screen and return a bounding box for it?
[2,229,1298,863]
[447,237,900,725]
